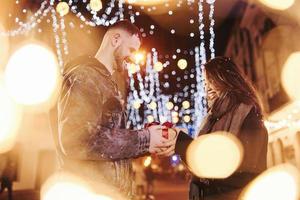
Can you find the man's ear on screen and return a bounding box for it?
[111,33,122,47]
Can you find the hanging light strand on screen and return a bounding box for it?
[51,7,64,68]
[0,1,49,36]
[208,0,216,59]
[59,16,69,55]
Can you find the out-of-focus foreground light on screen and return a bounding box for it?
[41,172,115,200]
[126,0,166,6]
[281,52,300,100]
[0,24,9,68]
[0,78,22,153]
[4,43,61,111]
[186,131,244,178]
[259,0,294,10]
[239,164,300,200]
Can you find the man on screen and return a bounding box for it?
[55,20,174,199]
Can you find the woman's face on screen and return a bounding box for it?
[204,70,219,105]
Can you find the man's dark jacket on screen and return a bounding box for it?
[54,56,150,198]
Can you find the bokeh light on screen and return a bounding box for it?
[144,156,152,167]
[183,115,191,123]
[154,61,163,72]
[239,164,300,200]
[0,24,9,68]
[4,43,61,111]
[182,100,190,109]
[56,2,69,16]
[166,101,174,110]
[258,0,294,10]
[0,77,22,153]
[41,172,116,200]
[148,101,157,110]
[133,100,141,109]
[126,0,169,6]
[90,0,103,12]
[186,132,244,178]
[177,59,188,70]
[172,116,179,124]
[133,51,145,64]
[147,115,154,123]
[127,63,138,74]
[281,52,300,100]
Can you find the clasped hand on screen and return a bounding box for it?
[148,125,186,157]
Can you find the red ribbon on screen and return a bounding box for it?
[144,121,174,139]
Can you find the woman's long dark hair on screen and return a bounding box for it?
[204,56,263,117]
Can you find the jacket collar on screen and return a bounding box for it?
[84,55,112,78]
[63,55,112,78]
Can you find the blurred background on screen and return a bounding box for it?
[0,0,300,199]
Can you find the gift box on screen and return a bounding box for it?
[144,121,177,140]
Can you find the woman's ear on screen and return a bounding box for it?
[111,33,122,47]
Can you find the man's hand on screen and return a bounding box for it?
[148,125,171,154]
[155,127,189,157]
[154,127,179,157]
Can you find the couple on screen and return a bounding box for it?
[55,20,268,200]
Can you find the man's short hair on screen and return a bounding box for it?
[108,19,141,40]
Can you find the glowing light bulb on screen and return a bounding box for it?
[56,2,69,16]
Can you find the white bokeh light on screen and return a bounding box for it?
[41,172,115,200]
[187,132,244,178]
[240,164,300,200]
[259,0,294,10]
[281,52,300,100]
[0,77,22,153]
[0,24,9,68]
[4,43,60,108]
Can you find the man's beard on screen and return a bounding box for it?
[114,47,126,73]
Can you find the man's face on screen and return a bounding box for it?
[113,33,141,72]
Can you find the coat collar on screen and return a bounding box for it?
[63,55,112,78]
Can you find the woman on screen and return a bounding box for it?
[175,57,268,200]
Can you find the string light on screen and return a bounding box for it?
[0,1,49,37]
[0,0,216,132]
[51,8,64,68]
[177,59,188,70]
[56,2,70,16]
[207,0,216,58]
[90,0,103,12]
[59,16,69,55]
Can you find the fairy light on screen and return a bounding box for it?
[193,46,207,135]
[118,0,125,20]
[56,2,70,16]
[0,0,217,131]
[128,4,136,23]
[90,0,103,12]
[207,0,216,58]
[51,8,64,68]
[59,16,69,55]
[0,1,49,36]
